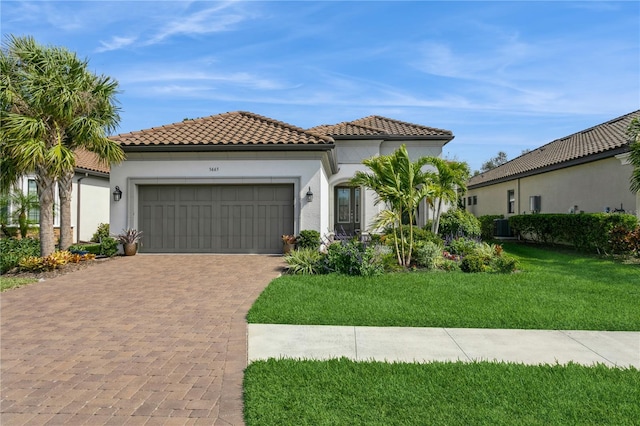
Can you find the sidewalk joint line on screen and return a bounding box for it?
[353,327,358,360]
[443,328,472,362]
[560,331,615,366]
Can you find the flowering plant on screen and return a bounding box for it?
[442,251,460,262]
[282,234,297,244]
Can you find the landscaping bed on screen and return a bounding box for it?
[248,243,640,331]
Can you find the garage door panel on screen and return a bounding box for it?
[221,187,237,201]
[139,184,293,253]
[165,205,176,249]
[159,187,175,201]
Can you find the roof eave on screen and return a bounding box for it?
[74,167,109,178]
[468,146,630,190]
[121,143,336,153]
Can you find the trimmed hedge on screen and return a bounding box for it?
[508,213,638,253]
[478,215,504,240]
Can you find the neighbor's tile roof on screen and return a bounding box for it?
[75,148,109,174]
[111,111,334,147]
[468,110,640,188]
[309,115,453,138]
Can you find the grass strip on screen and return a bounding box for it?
[247,243,640,330]
[1,277,38,292]
[244,358,640,426]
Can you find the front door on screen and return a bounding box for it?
[334,186,361,236]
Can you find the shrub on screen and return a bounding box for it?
[69,243,101,255]
[284,248,326,275]
[478,215,504,241]
[19,250,80,272]
[296,230,321,250]
[438,258,460,272]
[460,255,485,273]
[43,251,73,269]
[509,213,638,253]
[491,255,519,273]
[327,240,383,277]
[473,242,504,265]
[446,236,481,256]
[437,209,481,238]
[385,225,442,246]
[0,237,40,273]
[91,223,110,243]
[18,256,46,272]
[1,226,19,238]
[413,241,442,270]
[100,237,119,257]
[608,225,640,256]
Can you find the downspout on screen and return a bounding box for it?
[517,178,521,214]
[76,175,87,243]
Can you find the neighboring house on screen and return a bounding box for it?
[109,111,453,254]
[466,110,640,220]
[4,148,111,243]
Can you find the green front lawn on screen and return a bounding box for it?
[247,243,640,330]
[245,244,640,425]
[244,359,640,426]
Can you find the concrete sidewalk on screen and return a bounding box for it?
[248,324,640,368]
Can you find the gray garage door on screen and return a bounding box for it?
[138,185,293,253]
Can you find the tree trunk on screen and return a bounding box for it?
[18,212,28,239]
[58,170,74,251]
[36,170,57,256]
[433,198,443,235]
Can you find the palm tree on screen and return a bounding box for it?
[351,144,433,266]
[1,35,125,255]
[424,158,471,235]
[627,117,640,193]
[0,187,40,239]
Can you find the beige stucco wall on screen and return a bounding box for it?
[109,151,330,238]
[466,157,636,217]
[110,138,449,240]
[72,175,110,242]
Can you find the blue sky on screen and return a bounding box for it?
[2,0,639,171]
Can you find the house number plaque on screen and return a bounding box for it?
[209,167,219,172]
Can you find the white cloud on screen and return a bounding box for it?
[96,36,137,53]
[120,65,292,94]
[146,2,252,44]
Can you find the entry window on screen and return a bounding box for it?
[27,179,39,223]
[473,196,477,205]
[354,188,360,224]
[507,190,515,214]
[334,186,361,235]
[337,188,351,223]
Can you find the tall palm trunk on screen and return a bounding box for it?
[36,169,57,256]
[58,170,74,250]
[432,197,443,235]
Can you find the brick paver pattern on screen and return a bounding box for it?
[1,255,284,425]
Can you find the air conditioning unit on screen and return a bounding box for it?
[493,219,513,238]
[529,195,541,213]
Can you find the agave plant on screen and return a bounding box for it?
[116,228,143,245]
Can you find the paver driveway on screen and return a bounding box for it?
[1,255,284,425]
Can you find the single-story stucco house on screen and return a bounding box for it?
[109,111,454,254]
[466,110,640,220]
[4,148,111,242]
